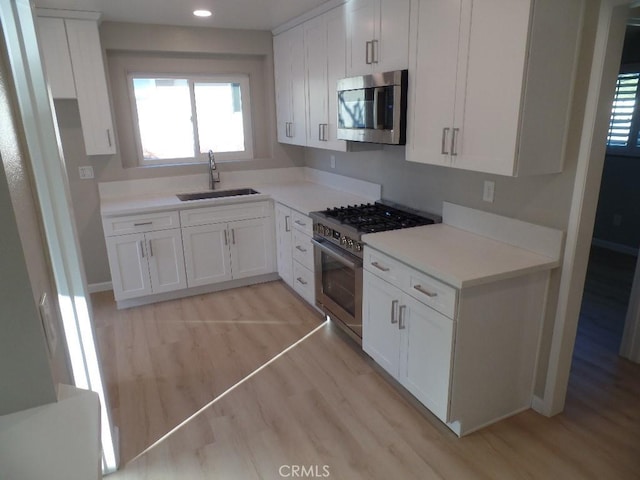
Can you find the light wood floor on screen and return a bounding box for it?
[95,279,640,479]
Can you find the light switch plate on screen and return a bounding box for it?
[330,155,336,169]
[79,166,94,179]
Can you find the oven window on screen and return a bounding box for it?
[321,251,356,316]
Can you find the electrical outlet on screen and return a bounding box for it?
[483,180,495,203]
[79,166,94,179]
[330,155,336,169]
[39,293,57,356]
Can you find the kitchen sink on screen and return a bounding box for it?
[176,188,260,201]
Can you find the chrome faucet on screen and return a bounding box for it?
[208,150,220,190]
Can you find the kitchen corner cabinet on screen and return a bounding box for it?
[362,246,548,435]
[406,0,582,176]
[106,229,186,301]
[304,6,348,152]
[37,16,116,155]
[273,24,307,146]
[345,0,410,76]
[180,202,276,287]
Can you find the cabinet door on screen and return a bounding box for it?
[145,229,187,294]
[273,32,292,144]
[182,223,232,287]
[305,14,329,149]
[106,233,152,301]
[289,25,308,146]
[400,294,454,423]
[64,19,116,155]
[345,0,377,76]
[229,217,276,280]
[362,271,402,377]
[376,0,410,72]
[36,17,76,99]
[275,204,293,286]
[406,0,462,166]
[325,6,348,151]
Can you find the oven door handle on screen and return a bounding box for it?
[311,238,362,269]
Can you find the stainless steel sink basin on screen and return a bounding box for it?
[176,188,260,201]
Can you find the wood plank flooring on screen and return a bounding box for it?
[95,278,640,479]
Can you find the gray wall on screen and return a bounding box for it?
[59,22,305,285]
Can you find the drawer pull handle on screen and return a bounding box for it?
[294,220,307,226]
[391,299,399,324]
[134,222,153,226]
[296,277,308,286]
[414,284,438,298]
[371,261,390,272]
[140,240,145,258]
[295,245,307,253]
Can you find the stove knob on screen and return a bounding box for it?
[324,226,332,236]
[340,235,348,245]
[315,223,322,234]
[347,238,354,249]
[354,242,363,252]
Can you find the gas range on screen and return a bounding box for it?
[309,201,441,258]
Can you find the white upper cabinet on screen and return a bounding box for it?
[273,24,307,146]
[406,0,582,176]
[345,0,410,76]
[36,17,76,99]
[304,6,348,152]
[37,15,116,156]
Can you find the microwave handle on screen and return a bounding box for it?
[373,87,385,130]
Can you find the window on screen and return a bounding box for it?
[607,71,640,154]
[129,74,253,165]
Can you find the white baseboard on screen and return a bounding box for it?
[87,282,112,293]
[591,238,639,256]
[531,395,547,416]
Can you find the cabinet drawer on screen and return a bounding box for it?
[291,210,313,236]
[406,270,457,319]
[292,230,314,270]
[103,211,180,236]
[180,201,271,227]
[363,248,407,289]
[293,261,316,306]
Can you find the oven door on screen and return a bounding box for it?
[312,238,363,341]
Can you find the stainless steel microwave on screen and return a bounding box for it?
[336,69,408,145]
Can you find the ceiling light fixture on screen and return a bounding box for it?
[193,9,212,17]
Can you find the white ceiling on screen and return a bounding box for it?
[34,0,332,30]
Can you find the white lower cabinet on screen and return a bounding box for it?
[274,202,317,308]
[229,218,276,280]
[106,229,186,301]
[182,223,232,287]
[363,270,453,422]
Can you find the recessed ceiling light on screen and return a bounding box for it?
[193,9,212,17]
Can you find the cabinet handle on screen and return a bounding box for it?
[224,229,228,245]
[451,128,460,157]
[391,299,399,324]
[318,123,323,141]
[296,277,308,286]
[441,128,450,155]
[295,245,307,253]
[294,220,306,227]
[231,228,236,245]
[371,39,379,64]
[414,284,438,298]
[140,240,145,258]
[322,124,328,141]
[285,215,291,232]
[365,40,372,64]
[134,222,153,227]
[399,305,407,330]
[148,239,154,257]
[107,129,112,147]
[371,261,390,272]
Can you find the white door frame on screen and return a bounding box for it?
[0,0,117,472]
[539,0,632,416]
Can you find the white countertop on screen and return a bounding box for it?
[362,223,560,289]
[100,180,377,217]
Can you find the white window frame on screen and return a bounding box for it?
[128,73,254,166]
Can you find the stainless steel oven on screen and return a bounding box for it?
[312,238,363,343]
